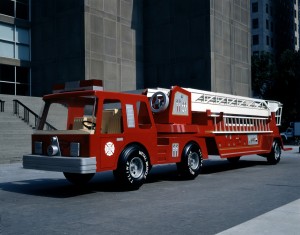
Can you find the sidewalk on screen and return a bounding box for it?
[217,198,300,235]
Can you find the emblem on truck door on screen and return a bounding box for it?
[105,142,115,156]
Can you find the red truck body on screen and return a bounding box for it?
[23,80,285,189]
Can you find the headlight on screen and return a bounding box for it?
[47,145,59,156]
[34,142,43,155]
[70,142,80,157]
[47,136,61,156]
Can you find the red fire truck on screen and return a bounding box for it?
[23,80,287,189]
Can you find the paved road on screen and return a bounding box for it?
[1,146,300,235]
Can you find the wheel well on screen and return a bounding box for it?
[274,137,283,148]
[119,142,151,164]
[182,141,201,156]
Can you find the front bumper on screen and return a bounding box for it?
[23,155,96,174]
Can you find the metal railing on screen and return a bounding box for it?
[0,99,5,112]
[211,113,272,134]
[13,99,56,130]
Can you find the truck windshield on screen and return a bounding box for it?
[37,95,97,132]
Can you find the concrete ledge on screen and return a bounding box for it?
[217,198,300,234]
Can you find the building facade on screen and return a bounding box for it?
[1,0,251,97]
[143,0,251,96]
[31,0,143,96]
[250,0,299,56]
[0,0,31,96]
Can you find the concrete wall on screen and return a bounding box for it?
[210,0,251,96]
[30,0,250,96]
[84,0,144,91]
[31,0,85,96]
[143,0,251,96]
[143,0,211,90]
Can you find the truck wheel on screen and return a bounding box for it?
[113,145,149,190]
[177,143,203,179]
[267,141,281,165]
[63,172,95,185]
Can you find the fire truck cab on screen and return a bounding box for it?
[23,80,286,189]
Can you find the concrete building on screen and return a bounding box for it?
[144,0,251,96]
[250,0,299,56]
[31,0,143,96]
[0,0,251,97]
[0,0,31,96]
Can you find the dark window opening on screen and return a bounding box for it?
[0,0,14,17]
[0,64,14,82]
[252,18,259,29]
[0,83,14,95]
[252,2,258,12]
[253,35,259,45]
[16,0,29,20]
[0,0,29,20]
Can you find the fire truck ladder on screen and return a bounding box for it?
[146,87,282,133]
[184,88,282,133]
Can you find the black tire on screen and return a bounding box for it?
[63,172,95,185]
[113,145,149,190]
[227,156,240,164]
[177,143,203,179]
[267,141,281,165]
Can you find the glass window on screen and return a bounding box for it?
[16,83,29,96]
[253,35,259,45]
[0,41,14,58]
[266,20,269,30]
[0,64,15,82]
[16,44,30,60]
[16,27,30,44]
[252,2,258,12]
[16,66,29,83]
[266,4,269,13]
[0,82,14,95]
[102,100,123,134]
[0,64,30,95]
[0,23,30,61]
[137,101,152,129]
[266,36,270,46]
[16,0,30,20]
[252,18,259,29]
[0,0,29,20]
[0,0,14,17]
[0,23,14,41]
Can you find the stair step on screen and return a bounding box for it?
[0,94,66,164]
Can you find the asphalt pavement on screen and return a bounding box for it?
[217,145,300,235]
[0,145,300,234]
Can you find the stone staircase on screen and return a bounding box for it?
[0,95,44,164]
